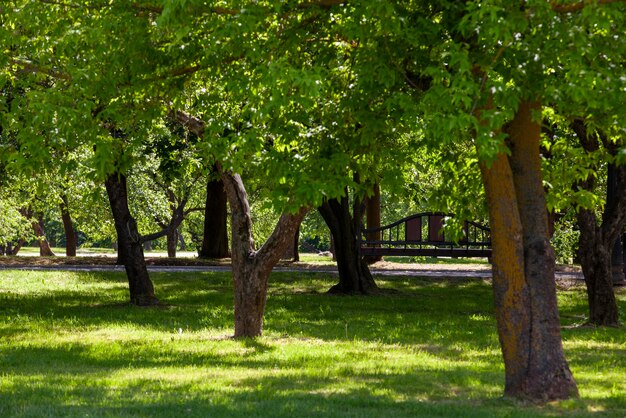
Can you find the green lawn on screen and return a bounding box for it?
[0,269,624,417]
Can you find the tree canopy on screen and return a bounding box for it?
[2,0,626,402]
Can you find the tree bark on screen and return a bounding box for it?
[166,228,178,257]
[198,169,230,259]
[318,194,378,294]
[105,173,158,306]
[577,210,620,325]
[35,217,55,256]
[221,170,308,337]
[364,183,383,264]
[173,109,308,336]
[479,100,577,400]
[607,164,626,285]
[23,209,56,257]
[60,194,78,257]
[570,120,624,326]
[282,225,301,262]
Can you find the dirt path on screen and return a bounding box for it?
[0,255,584,280]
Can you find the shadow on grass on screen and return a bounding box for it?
[1,270,626,416]
[2,342,623,417]
[0,342,510,418]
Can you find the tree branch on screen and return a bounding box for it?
[172,110,205,138]
[8,58,71,81]
[140,193,189,243]
[255,207,309,268]
[183,206,205,216]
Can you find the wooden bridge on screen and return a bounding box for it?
[359,212,492,259]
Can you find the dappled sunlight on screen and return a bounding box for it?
[1,269,625,416]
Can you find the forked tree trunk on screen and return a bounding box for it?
[479,99,577,400]
[60,194,78,257]
[318,195,378,294]
[173,109,307,336]
[105,173,158,306]
[199,169,230,259]
[570,120,625,326]
[221,171,307,337]
[9,240,24,256]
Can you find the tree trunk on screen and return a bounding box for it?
[479,100,577,400]
[5,239,25,256]
[60,194,78,257]
[32,212,55,256]
[577,210,620,325]
[173,109,308,336]
[282,225,301,262]
[363,183,383,264]
[178,229,187,251]
[318,195,378,294]
[198,169,230,259]
[105,173,158,306]
[607,164,626,285]
[166,228,178,258]
[570,120,625,325]
[221,171,307,337]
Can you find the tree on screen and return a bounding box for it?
[416,0,625,400]
[319,192,378,294]
[105,171,157,305]
[174,110,309,336]
[570,121,624,326]
[59,193,78,256]
[198,165,229,259]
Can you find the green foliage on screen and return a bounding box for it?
[0,197,31,247]
[551,215,581,265]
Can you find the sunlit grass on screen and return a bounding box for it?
[0,270,624,417]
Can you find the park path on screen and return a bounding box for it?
[0,262,584,280]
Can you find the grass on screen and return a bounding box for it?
[0,269,624,417]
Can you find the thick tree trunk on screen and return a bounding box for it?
[198,170,230,259]
[60,194,78,257]
[105,173,158,306]
[221,171,308,337]
[318,195,378,294]
[479,100,577,400]
[364,183,383,264]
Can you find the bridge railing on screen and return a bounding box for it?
[359,212,492,258]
